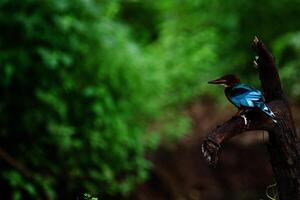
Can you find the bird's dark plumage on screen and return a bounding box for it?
[225,83,277,122]
[208,74,277,123]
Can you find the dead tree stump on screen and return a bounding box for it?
[201,37,300,200]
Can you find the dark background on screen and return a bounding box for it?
[0,0,300,199]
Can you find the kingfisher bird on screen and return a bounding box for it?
[208,74,277,124]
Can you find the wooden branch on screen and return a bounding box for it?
[0,146,32,178]
[252,36,284,102]
[202,104,275,166]
[0,147,52,199]
[202,37,300,200]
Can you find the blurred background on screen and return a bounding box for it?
[1,0,300,199]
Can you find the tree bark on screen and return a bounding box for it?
[201,37,300,200]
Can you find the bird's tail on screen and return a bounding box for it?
[254,102,277,123]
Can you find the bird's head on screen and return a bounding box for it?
[208,74,240,87]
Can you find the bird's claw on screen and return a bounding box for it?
[241,114,248,125]
[201,138,221,167]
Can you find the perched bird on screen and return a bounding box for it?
[208,74,277,124]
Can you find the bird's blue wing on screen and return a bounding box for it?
[231,90,263,108]
[228,84,263,108]
[227,84,277,122]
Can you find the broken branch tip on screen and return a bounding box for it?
[253,36,259,44]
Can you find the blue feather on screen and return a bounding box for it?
[225,83,277,123]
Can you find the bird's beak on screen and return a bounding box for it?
[208,78,227,85]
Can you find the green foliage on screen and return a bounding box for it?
[1,0,300,199]
[83,193,98,200]
[273,32,300,100]
[0,0,166,198]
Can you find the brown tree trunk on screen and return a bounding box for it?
[201,37,300,200]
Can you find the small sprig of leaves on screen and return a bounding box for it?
[83,193,98,200]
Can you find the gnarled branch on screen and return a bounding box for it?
[252,36,283,101]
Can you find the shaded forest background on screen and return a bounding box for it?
[1,0,300,199]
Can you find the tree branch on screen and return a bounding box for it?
[202,104,275,165]
[0,146,32,178]
[252,36,284,102]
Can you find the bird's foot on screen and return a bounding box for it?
[201,138,220,167]
[235,109,242,116]
[235,109,248,117]
[241,114,248,125]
